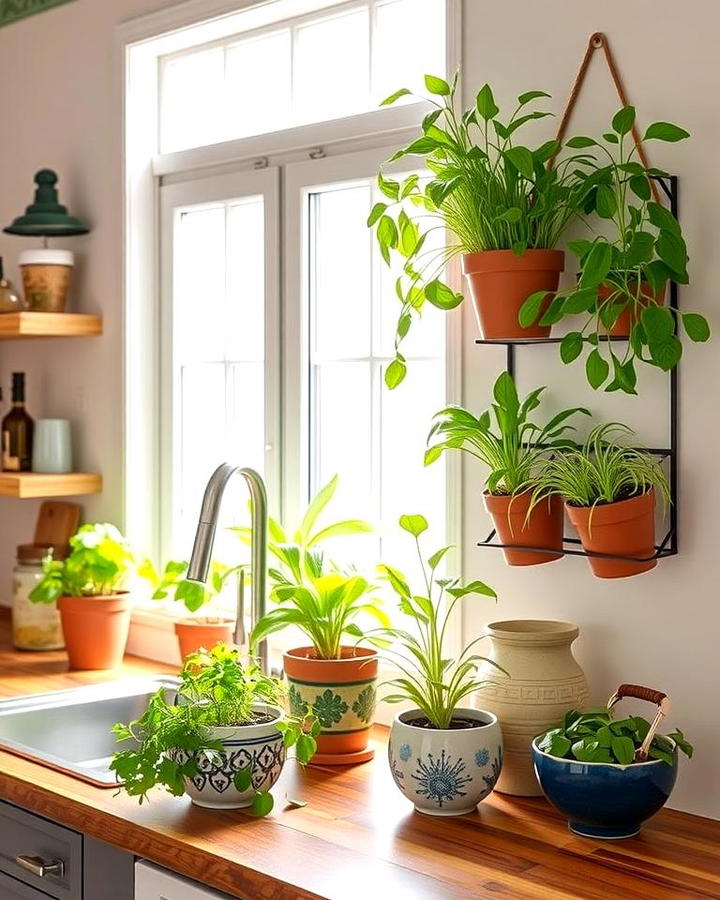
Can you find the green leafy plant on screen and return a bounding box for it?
[368,514,504,729]
[537,706,693,766]
[110,643,318,815]
[369,74,591,387]
[29,523,136,605]
[425,371,589,493]
[530,422,670,510]
[519,106,710,393]
[139,558,245,615]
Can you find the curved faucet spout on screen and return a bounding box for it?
[187,464,268,673]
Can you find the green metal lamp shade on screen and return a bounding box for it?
[4,169,89,236]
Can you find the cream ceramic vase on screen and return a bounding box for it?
[474,620,589,796]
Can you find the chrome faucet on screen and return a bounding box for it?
[187,464,268,673]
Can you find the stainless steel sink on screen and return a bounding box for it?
[0,677,178,787]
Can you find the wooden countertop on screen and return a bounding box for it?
[0,614,718,899]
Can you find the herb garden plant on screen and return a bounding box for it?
[111,643,318,815]
[519,106,710,393]
[425,371,589,565]
[369,74,592,386]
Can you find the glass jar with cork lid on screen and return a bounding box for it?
[12,544,65,650]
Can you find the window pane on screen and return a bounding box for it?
[226,198,265,361]
[225,30,291,141]
[161,48,225,153]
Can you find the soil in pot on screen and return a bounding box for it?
[57,592,131,670]
[484,492,563,566]
[566,488,657,579]
[598,281,665,337]
[406,716,485,730]
[174,617,235,660]
[462,249,564,340]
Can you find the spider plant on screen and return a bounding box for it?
[425,371,590,494]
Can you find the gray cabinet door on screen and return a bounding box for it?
[0,869,58,898]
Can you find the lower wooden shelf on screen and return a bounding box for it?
[0,312,102,339]
[0,472,102,498]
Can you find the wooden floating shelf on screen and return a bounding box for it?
[0,312,102,340]
[0,472,102,498]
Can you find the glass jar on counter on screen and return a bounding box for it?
[12,546,64,650]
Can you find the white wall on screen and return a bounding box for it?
[0,0,716,818]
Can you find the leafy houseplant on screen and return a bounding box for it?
[243,475,386,765]
[111,644,318,815]
[376,514,505,816]
[531,423,670,578]
[519,106,710,393]
[29,523,137,670]
[370,74,591,387]
[425,371,589,566]
[533,691,693,839]
[140,558,246,660]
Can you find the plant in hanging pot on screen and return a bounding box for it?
[110,643,318,813]
[369,74,592,386]
[519,106,710,393]
[373,514,505,816]
[530,423,670,578]
[140,558,246,660]
[533,684,693,839]
[29,523,137,670]
[425,371,590,565]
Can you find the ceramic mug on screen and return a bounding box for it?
[32,419,72,473]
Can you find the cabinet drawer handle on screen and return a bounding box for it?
[16,855,65,878]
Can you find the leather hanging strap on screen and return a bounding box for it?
[549,31,660,203]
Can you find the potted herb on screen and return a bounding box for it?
[242,475,385,765]
[425,371,589,565]
[370,74,590,387]
[519,106,710,393]
[377,514,504,816]
[111,643,318,813]
[29,523,136,670]
[140,558,245,660]
[533,685,693,839]
[531,423,670,578]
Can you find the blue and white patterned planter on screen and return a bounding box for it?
[174,703,286,809]
[388,707,503,816]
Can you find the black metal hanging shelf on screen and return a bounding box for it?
[475,175,679,564]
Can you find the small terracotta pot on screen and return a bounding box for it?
[598,281,665,337]
[483,492,563,566]
[565,489,657,579]
[461,249,565,339]
[174,618,235,660]
[57,592,131,670]
[283,646,378,765]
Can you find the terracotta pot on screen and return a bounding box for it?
[566,489,657,579]
[598,281,665,337]
[483,492,563,566]
[174,618,235,660]
[283,646,378,765]
[57,592,131,670]
[461,249,564,339]
[474,620,589,796]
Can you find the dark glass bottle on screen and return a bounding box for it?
[2,373,34,471]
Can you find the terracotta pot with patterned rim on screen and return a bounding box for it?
[283,646,379,765]
[597,281,665,337]
[483,491,564,566]
[57,592,131,670]
[174,618,235,661]
[461,249,565,339]
[473,620,589,796]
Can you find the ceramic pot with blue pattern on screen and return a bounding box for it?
[532,737,678,839]
[388,707,503,816]
[174,703,286,809]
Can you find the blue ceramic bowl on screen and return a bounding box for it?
[532,738,677,839]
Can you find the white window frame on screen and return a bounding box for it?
[119,0,462,661]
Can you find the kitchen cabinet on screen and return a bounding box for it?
[135,861,232,899]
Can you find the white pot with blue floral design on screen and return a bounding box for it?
[174,703,286,809]
[388,707,503,816]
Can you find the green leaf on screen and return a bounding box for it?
[427,545,453,570]
[495,207,522,224]
[644,122,690,142]
[476,84,499,121]
[650,336,683,370]
[233,766,252,792]
[579,242,613,288]
[493,370,519,413]
[612,106,636,136]
[611,735,636,765]
[295,733,317,765]
[385,357,406,389]
[603,132,619,144]
[518,290,549,328]
[641,305,674,343]
[377,216,398,264]
[682,312,710,342]
[586,349,609,389]
[251,790,274,817]
[595,184,617,219]
[560,332,583,363]
[380,87,411,106]
[647,202,681,235]
[424,74,450,96]
[378,173,399,201]
[399,514,428,537]
[565,136,598,148]
[656,231,688,276]
[504,146,534,179]
[517,89,551,106]
[548,734,572,758]
[425,280,463,310]
[367,202,387,227]
[629,175,651,201]
[563,288,596,315]
[667,729,694,758]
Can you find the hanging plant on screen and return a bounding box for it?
[519,106,710,393]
